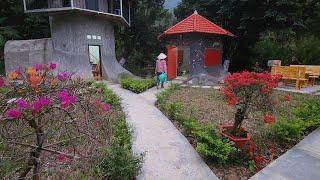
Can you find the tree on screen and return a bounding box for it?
[0,17,20,60]
[223,72,280,134]
[115,0,174,76]
[174,0,320,71]
[0,0,50,59]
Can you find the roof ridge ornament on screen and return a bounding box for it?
[194,10,198,14]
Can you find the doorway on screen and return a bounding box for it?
[177,46,190,76]
[88,45,102,80]
[167,45,190,80]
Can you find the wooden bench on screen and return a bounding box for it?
[290,65,320,85]
[271,66,308,89]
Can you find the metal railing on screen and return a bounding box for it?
[23,0,130,25]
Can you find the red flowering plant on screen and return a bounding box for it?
[0,64,113,179]
[222,72,281,139]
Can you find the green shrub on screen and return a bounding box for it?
[99,118,143,180]
[272,98,320,144]
[120,77,156,93]
[161,101,235,164]
[156,83,179,106]
[272,118,306,144]
[96,83,143,180]
[93,82,121,108]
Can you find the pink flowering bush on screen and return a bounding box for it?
[223,72,281,135]
[0,63,115,179]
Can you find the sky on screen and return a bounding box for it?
[164,0,181,10]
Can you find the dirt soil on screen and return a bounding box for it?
[162,87,318,180]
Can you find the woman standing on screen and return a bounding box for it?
[155,53,167,89]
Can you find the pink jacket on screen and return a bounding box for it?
[156,59,167,74]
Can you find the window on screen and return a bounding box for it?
[204,48,221,67]
[86,0,99,11]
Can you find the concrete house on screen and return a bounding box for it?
[5,0,131,81]
[159,11,235,85]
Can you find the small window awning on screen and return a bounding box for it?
[159,11,236,39]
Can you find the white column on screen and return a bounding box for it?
[70,0,74,8]
[129,0,131,24]
[120,0,123,16]
[23,0,27,12]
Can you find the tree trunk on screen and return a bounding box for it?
[232,108,246,134]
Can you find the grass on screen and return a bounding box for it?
[156,86,320,179]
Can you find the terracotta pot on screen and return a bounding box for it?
[219,124,251,148]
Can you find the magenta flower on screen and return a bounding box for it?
[95,99,111,112]
[101,103,111,112]
[35,64,43,71]
[32,97,51,114]
[0,77,5,87]
[58,72,70,81]
[38,97,50,106]
[57,153,66,162]
[16,99,29,109]
[58,90,76,108]
[49,63,57,70]
[15,68,22,75]
[32,101,42,114]
[5,108,22,119]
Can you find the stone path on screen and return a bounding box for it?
[107,82,218,180]
[276,84,320,94]
[250,129,320,180]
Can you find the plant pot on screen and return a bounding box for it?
[219,124,251,148]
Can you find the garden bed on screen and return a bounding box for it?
[120,76,156,93]
[0,64,142,179]
[157,85,320,180]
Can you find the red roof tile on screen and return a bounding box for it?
[159,11,236,38]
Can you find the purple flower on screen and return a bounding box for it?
[16,99,29,109]
[5,108,22,119]
[15,68,22,75]
[35,64,43,71]
[0,77,5,87]
[58,90,76,108]
[57,153,66,162]
[32,97,51,114]
[38,97,50,107]
[69,96,76,104]
[58,72,70,81]
[101,103,111,112]
[49,63,57,70]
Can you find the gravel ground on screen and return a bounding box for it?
[161,87,319,180]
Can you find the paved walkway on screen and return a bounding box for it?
[276,84,320,94]
[107,82,218,180]
[250,129,320,180]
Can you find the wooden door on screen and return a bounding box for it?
[167,45,178,80]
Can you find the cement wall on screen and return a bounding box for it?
[5,13,131,81]
[4,38,53,73]
[164,33,228,84]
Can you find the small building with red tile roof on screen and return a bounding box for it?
[159,11,235,85]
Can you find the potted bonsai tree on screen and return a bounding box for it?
[220,71,281,148]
